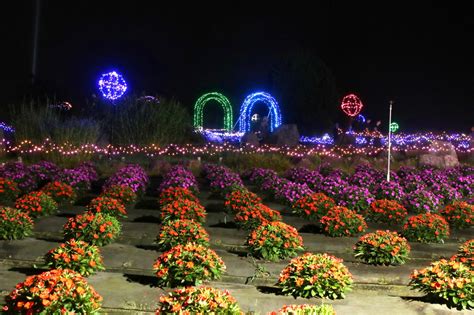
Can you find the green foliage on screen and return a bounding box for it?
[223,153,292,174]
[102,96,192,146]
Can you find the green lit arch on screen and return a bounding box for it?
[193,92,233,131]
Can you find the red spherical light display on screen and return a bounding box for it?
[341,94,363,117]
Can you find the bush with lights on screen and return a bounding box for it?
[224,188,262,213]
[246,221,304,262]
[86,196,127,218]
[0,207,34,240]
[320,206,367,237]
[353,230,411,265]
[0,177,20,204]
[160,199,206,224]
[292,192,336,221]
[41,181,77,205]
[63,212,121,246]
[15,191,58,217]
[439,201,473,230]
[158,187,199,208]
[153,242,226,287]
[156,286,242,314]
[402,213,450,243]
[101,184,137,206]
[44,239,105,277]
[270,304,335,315]
[367,199,408,224]
[2,269,102,314]
[156,219,210,251]
[409,258,474,310]
[278,252,353,299]
[234,203,282,231]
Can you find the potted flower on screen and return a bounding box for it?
[367,199,407,224]
[409,259,473,310]
[15,191,58,217]
[86,196,127,218]
[292,192,336,221]
[2,269,102,314]
[63,212,121,246]
[0,177,20,204]
[320,206,367,237]
[0,207,34,240]
[246,221,304,261]
[353,230,411,265]
[160,199,206,224]
[41,181,77,205]
[234,203,282,231]
[44,239,105,276]
[156,286,241,314]
[153,242,226,287]
[278,252,353,299]
[439,201,473,230]
[101,184,137,206]
[156,219,210,251]
[402,213,450,243]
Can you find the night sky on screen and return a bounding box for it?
[1,1,473,133]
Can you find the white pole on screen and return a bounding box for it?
[386,101,393,182]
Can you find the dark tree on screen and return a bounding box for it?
[270,50,339,134]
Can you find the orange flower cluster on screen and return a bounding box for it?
[320,206,367,237]
[269,304,335,315]
[101,184,137,205]
[160,199,206,224]
[86,196,127,218]
[409,258,473,310]
[158,187,199,208]
[153,242,226,287]
[278,252,353,299]
[0,177,20,203]
[15,191,58,217]
[440,201,473,230]
[451,239,474,270]
[3,269,102,314]
[41,181,77,205]
[63,211,121,246]
[292,192,335,221]
[45,239,105,276]
[353,230,411,265]
[224,189,262,214]
[156,286,241,314]
[234,203,282,231]
[0,206,34,240]
[367,199,408,224]
[402,213,450,243]
[157,219,210,251]
[246,221,303,262]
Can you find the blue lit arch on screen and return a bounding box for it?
[238,92,282,132]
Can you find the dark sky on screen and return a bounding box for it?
[1,1,473,133]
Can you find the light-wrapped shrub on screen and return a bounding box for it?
[15,191,58,217]
[353,230,410,265]
[0,207,34,240]
[156,219,210,251]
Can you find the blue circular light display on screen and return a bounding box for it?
[98,71,128,100]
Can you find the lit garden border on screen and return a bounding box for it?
[193,92,233,131]
[238,92,282,132]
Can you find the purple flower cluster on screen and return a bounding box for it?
[431,182,462,204]
[55,163,98,193]
[103,164,148,194]
[29,161,60,183]
[373,180,405,202]
[203,164,243,196]
[0,162,37,193]
[248,168,279,187]
[318,175,348,200]
[403,189,441,213]
[158,165,197,193]
[349,171,377,189]
[273,180,313,206]
[287,167,323,191]
[338,185,374,213]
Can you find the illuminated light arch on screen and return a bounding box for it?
[238,92,282,132]
[194,92,233,131]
